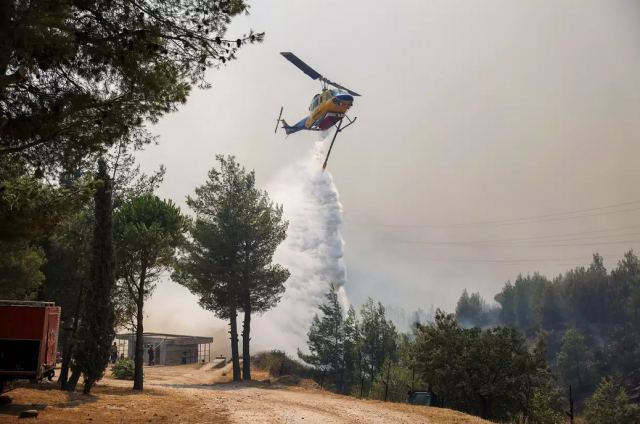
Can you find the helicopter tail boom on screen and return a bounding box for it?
[282,117,307,135]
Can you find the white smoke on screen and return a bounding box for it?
[252,141,348,354]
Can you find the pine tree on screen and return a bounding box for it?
[556,327,593,392]
[343,305,359,394]
[585,377,639,424]
[73,158,116,394]
[114,195,186,390]
[298,284,346,390]
[174,155,288,381]
[358,299,398,395]
[455,289,487,327]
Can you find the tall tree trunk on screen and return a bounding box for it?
[229,300,241,381]
[242,304,251,380]
[369,356,375,397]
[333,319,342,392]
[384,361,391,401]
[566,385,574,424]
[65,367,81,392]
[60,283,84,389]
[133,275,146,390]
[358,351,364,398]
[411,364,415,392]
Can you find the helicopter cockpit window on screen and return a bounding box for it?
[310,94,320,110]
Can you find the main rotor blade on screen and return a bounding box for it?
[280,52,322,80]
[321,77,361,97]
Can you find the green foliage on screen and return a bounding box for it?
[556,327,594,393]
[524,385,565,424]
[41,210,93,323]
[300,289,400,397]
[455,289,496,328]
[0,159,93,243]
[0,240,45,299]
[1,0,263,169]
[370,358,417,403]
[114,195,186,290]
[494,273,548,334]
[298,284,346,391]
[299,293,562,421]
[414,310,557,421]
[111,359,136,380]
[175,155,273,317]
[584,377,639,424]
[460,251,640,408]
[73,159,116,394]
[0,157,92,299]
[342,306,360,393]
[357,298,398,395]
[536,280,565,332]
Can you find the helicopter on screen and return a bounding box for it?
[276,52,361,170]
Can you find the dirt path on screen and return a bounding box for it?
[1,364,490,423]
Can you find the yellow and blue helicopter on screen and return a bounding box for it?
[276,52,361,169]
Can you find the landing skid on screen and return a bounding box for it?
[322,115,357,171]
[274,106,284,133]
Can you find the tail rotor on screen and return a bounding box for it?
[274,106,284,133]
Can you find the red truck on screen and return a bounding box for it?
[0,300,61,393]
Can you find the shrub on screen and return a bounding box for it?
[252,350,312,378]
[585,377,639,424]
[111,358,135,380]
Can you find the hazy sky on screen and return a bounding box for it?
[139,0,640,349]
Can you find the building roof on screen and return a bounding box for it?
[115,332,213,344]
[0,300,56,307]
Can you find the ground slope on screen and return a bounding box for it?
[0,364,490,424]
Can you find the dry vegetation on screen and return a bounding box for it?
[0,382,228,423]
[0,364,491,423]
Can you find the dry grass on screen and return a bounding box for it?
[0,382,229,423]
[372,401,492,423]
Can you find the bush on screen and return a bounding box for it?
[370,359,422,402]
[526,385,565,424]
[252,350,312,378]
[111,358,135,380]
[584,377,639,424]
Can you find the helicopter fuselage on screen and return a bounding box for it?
[305,89,354,130]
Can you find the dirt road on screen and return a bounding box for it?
[1,363,489,423]
[177,383,488,424]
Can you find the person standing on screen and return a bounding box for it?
[110,342,118,364]
[147,344,155,366]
